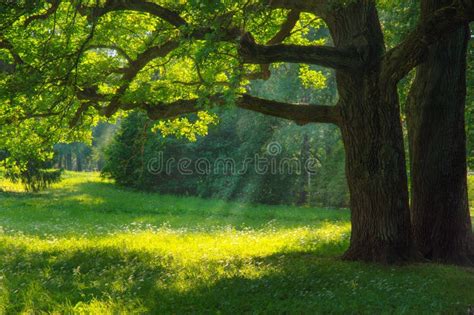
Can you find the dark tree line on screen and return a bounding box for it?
[103,62,348,206]
[53,123,117,172]
[103,110,349,207]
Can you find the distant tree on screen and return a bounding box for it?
[54,142,91,171]
[2,154,62,192]
[53,122,117,172]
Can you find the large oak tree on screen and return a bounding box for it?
[0,0,473,263]
[407,0,474,265]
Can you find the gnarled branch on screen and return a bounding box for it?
[143,94,340,125]
[239,33,362,69]
[75,85,341,125]
[78,0,186,27]
[0,36,23,65]
[103,40,179,116]
[250,9,301,80]
[77,1,360,69]
[24,0,60,27]
[382,2,474,83]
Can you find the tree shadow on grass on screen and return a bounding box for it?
[146,252,474,314]
[1,241,473,314]
[0,189,48,199]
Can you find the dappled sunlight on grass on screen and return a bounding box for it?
[0,173,473,313]
[0,179,25,193]
[0,222,353,313]
[0,172,350,237]
[0,229,473,313]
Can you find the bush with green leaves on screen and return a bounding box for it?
[103,108,349,207]
[3,159,62,192]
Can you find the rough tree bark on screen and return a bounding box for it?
[321,3,416,263]
[407,0,474,265]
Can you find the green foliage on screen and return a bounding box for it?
[102,60,348,207]
[0,146,62,192]
[4,164,62,192]
[0,0,470,176]
[102,111,154,188]
[103,107,349,207]
[0,0,333,173]
[0,172,472,313]
[377,0,419,49]
[298,64,327,89]
[154,111,218,142]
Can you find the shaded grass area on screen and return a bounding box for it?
[0,172,472,314]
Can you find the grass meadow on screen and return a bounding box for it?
[0,172,472,314]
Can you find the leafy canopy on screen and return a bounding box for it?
[0,0,329,172]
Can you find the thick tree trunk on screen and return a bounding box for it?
[339,78,416,263]
[406,0,473,265]
[323,2,417,263]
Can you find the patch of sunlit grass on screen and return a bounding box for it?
[0,177,25,192]
[0,172,473,313]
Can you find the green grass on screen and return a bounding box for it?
[0,172,473,314]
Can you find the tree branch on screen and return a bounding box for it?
[23,0,60,27]
[0,36,23,65]
[136,94,341,125]
[260,0,327,15]
[75,87,340,125]
[77,1,358,70]
[78,0,186,27]
[239,33,362,69]
[73,39,182,123]
[250,9,301,80]
[382,2,474,83]
[237,94,341,125]
[267,10,301,45]
[103,40,179,116]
